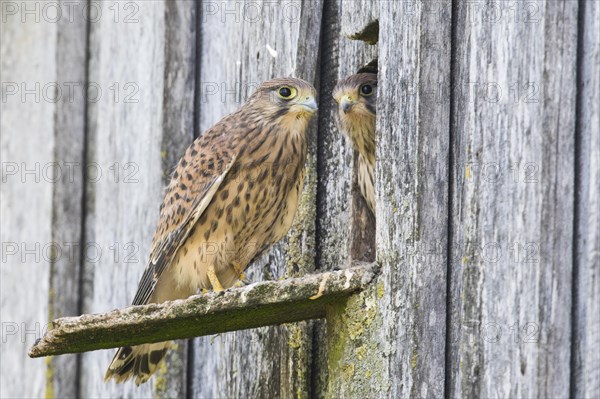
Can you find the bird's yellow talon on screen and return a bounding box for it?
[207,265,224,292]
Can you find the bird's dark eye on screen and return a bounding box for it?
[279,87,291,97]
[360,84,374,96]
[277,86,297,100]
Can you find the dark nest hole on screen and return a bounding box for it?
[349,20,379,45]
[353,20,378,75]
[347,20,379,263]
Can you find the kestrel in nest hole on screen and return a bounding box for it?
[333,73,377,215]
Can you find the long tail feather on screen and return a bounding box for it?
[105,342,170,386]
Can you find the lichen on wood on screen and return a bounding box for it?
[29,263,378,358]
[325,278,387,398]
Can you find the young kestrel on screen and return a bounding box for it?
[333,73,377,215]
[105,77,317,385]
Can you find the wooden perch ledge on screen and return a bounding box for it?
[29,263,378,358]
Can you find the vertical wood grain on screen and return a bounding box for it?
[447,1,578,397]
[2,2,597,398]
[191,1,322,397]
[0,9,57,398]
[155,1,198,398]
[377,1,452,397]
[47,9,88,399]
[77,1,193,397]
[573,0,600,397]
[78,1,197,395]
[314,0,378,396]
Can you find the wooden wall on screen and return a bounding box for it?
[1,1,597,398]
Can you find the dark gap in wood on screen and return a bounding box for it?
[75,4,92,396]
[48,27,61,399]
[185,335,195,399]
[315,0,340,273]
[349,153,375,262]
[356,57,378,75]
[312,0,340,396]
[187,2,202,395]
[348,20,379,45]
[159,2,199,395]
[444,1,460,398]
[193,0,203,140]
[310,2,323,397]
[349,23,378,264]
[187,1,205,395]
[569,0,586,397]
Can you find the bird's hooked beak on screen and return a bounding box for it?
[341,95,357,114]
[298,95,318,113]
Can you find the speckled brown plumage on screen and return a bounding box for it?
[105,77,317,385]
[333,73,377,215]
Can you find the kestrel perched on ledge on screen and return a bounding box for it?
[333,73,377,215]
[105,77,317,385]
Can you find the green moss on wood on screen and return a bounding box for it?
[45,356,54,399]
[324,278,387,398]
[288,324,303,350]
[30,265,377,358]
[287,153,318,276]
[154,356,169,395]
[284,322,312,399]
[376,281,385,299]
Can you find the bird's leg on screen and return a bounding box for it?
[231,260,249,287]
[207,265,224,292]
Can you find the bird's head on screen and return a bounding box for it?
[247,77,318,127]
[333,73,377,121]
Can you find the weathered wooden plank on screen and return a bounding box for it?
[0,8,57,398]
[324,275,386,398]
[282,3,324,396]
[447,1,578,398]
[316,0,352,273]
[573,0,600,397]
[30,264,377,357]
[44,9,88,399]
[191,1,322,397]
[155,2,197,397]
[79,2,170,397]
[313,0,379,396]
[340,0,379,44]
[376,1,452,397]
[162,0,197,182]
